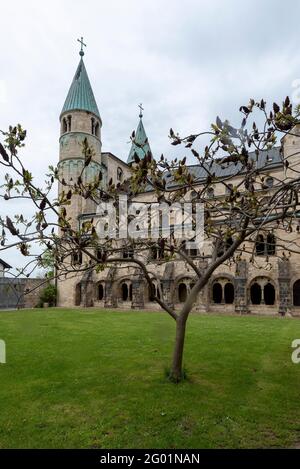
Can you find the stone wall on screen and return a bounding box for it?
[0,278,48,310]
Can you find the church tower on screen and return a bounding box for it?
[127,105,152,165]
[58,39,104,228]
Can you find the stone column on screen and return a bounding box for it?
[278,259,290,315]
[131,268,145,309]
[235,260,248,314]
[161,262,175,309]
[104,267,118,308]
[79,269,95,307]
[195,259,208,313]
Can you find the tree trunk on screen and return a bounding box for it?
[169,317,187,382]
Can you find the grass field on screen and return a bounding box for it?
[0,308,300,448]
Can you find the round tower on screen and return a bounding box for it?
[58,45,104,225]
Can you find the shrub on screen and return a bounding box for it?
[37,284,57,307]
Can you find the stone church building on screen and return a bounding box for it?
[57,49,300,316]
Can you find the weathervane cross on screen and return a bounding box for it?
[138,103,144,118]
[77,37,87,57]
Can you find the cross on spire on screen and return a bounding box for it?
[138,103,144,118]
[77,37,87,57]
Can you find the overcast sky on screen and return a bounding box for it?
[1,0,300,272]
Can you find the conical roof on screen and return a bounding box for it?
[61,58,100,119]
[127,116,152,164]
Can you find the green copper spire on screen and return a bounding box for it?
[127,104,152,164]
[61,39,100,119]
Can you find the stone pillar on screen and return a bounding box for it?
[161,262,175,309]
[81,272,95,307]
[278,259,290,315]
[195,259,208,313]
[235,260,248,314]
[104,267,117,308]
[131,269,145,309]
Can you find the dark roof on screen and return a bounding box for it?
[0,259,11,269]
[144,147,283,192]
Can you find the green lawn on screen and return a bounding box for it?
[0,308,300,448]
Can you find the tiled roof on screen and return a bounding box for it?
[144,147,283,192]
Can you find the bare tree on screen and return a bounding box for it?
[1,97,300,381]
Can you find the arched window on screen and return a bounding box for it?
[212,282,222,304]
[62,118,68,133]
[117,167,123,182]
[266,177,274,188]
[293,280,300,306]
[91,118,95,135]
[224,283,234,304]
[264,282,275,305]
[178,283,188,303]
[255,235,265,256]
[251,283,262,305]
[122,283,128,301]
[75,283,81,306]
[266,233,276,256]
[98,283,104,301]
[67,115,72,132]
[95,122,100,138]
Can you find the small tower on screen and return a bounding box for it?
[127,104,152,165]
[58,38,105,226]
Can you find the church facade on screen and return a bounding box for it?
[56,50,300,316]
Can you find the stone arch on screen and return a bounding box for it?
[210,275,235,305]
[224,282,235,304]
[174,276,195,303]
[97,282,105,301]
[148,278,161,301]
[212,282,222,303]
[249,277,276,306]
[264,282,275,305]
[118,278,133,302]
[250,282,261,305]
[293,279,300,306]
[178,283,188,303]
